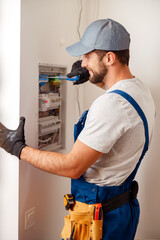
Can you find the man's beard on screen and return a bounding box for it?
[89,63,108,84]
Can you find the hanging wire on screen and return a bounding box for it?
[75,0,83,117]
[75,85,81,117]
[94,0,99,20]
[75,0,99,117]
[77,0,83,40]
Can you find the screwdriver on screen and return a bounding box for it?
[69,224,75,240]
[49,75,79,82]
[66,224,75,240]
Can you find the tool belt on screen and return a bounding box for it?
[102,180,138,213]
[61,181,138,240]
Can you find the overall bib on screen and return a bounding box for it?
[63,90,149,240]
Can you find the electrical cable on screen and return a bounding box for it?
[75,85,81,117]
[76,0,83,118]
[94,0,99,20]
[75,0,99,118]
[39,137,52,143]
[77,0,83,40]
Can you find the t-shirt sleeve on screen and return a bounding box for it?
[78,94,130,153]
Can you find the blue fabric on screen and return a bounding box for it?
[71,90,149,239]
[74,110,88,142]
[71,177,139,240]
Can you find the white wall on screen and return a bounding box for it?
[1,0,160,239]
[0,0,20,240]
[84,0,160,239]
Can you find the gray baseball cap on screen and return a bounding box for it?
[66,19,130,57]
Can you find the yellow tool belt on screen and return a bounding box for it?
[61,201,103,240]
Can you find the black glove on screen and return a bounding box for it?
[0,117,26,158]
[67,60,90,85]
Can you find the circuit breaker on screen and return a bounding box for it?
[38,64,66,151]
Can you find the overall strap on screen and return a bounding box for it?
[74,110,89,142]
[110,90,149,182]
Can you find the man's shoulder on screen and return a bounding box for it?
[88,91,127,120]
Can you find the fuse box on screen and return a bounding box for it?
[38,64,66,151]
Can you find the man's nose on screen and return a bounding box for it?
[81,56,87,68]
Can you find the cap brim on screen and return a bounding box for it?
[66,40,94,57]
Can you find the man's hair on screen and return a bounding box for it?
[94,49,130,66]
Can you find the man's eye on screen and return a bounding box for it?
[85,54,90,59]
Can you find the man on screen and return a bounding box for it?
[0,19,155,239]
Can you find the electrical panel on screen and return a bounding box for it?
[38,64,66,151]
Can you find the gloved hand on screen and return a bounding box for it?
[67,60,90,85]
[0,117,26,158]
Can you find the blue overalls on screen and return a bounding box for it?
[66,90,149,240]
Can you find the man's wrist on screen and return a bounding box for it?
[19,145,28,160]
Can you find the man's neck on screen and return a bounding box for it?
[104,64,134,89]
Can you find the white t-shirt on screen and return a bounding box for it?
[78,78,155,186]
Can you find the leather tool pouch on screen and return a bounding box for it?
[61,201,103,240]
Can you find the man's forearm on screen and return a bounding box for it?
[20,146,77,178]
[20,139,102,179]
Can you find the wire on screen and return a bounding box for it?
[39,137,52,143]
[76,0,83,117]
[75,85,81,117]
[77,0,83,40]
[75,0,99,118]
[94,0,99,20]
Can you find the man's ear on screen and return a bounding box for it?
[104,52,116,66]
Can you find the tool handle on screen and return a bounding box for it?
[93,204,102,220]
[69,224,75,240]
[58,75,79,81]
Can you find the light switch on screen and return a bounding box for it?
[25,207,36,230]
